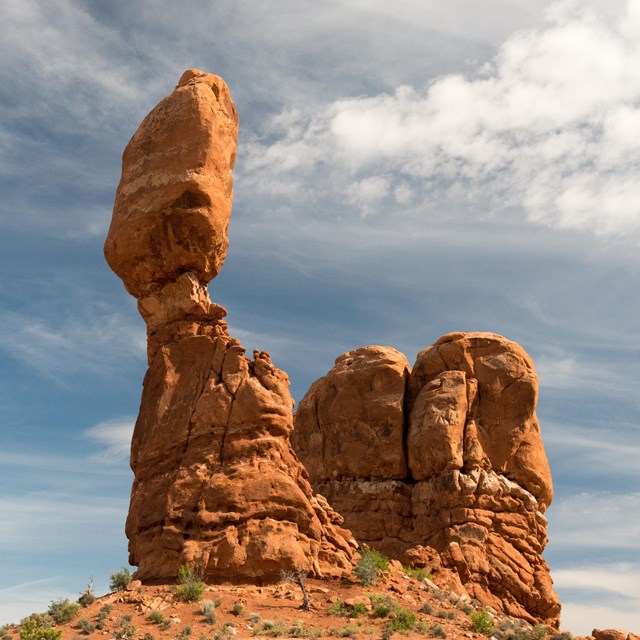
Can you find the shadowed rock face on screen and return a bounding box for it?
[292,334,560,626]
[105,70,356,582]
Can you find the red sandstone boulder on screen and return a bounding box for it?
[292,333,559,626]
[106,70,356,581]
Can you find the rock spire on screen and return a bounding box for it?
[105,69,355,582]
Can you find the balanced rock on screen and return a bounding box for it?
[292,333,560,625]
[106,69,355,581]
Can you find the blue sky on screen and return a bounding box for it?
[1,0,639,633]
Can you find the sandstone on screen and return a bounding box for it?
[293,332,559,625]
[106,69,355,582]
[592,631,628,640]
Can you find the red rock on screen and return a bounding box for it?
[106,70,356,582]
[292,333,559,626]
[592,630,627,640]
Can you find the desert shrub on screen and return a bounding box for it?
[231,603,244,616]
[95,605,112,630]
[289,621,323,638]
[252,620,288,638]
[528,625,548,640]
[493,618,547,640]
[77,618,95,635]
[430,623,447,639]
[457,602,474,615]
[470,610,494,635]
[19,619,60,640]
[174,564,206,603]
[77,578,95,607]
[386,607,416,632]
[369,595,398,619]
[148,612,164,625]
[403,566,432,581]
[109,568,132,592]
[353,548,388,586]
[549,633,571,640]
[281,569,311,610]
[329,624,359,639]
[177,627,191,640]
[48,600,80,625]
[420,602,434,615]
[437,611,455,620]
[248,614,260,624]
[160,621,170,632]
[200,601,217,625]
[113,615,136,640]
[329,600,367,618]
[143,634,154,640]
[0,626,12,640]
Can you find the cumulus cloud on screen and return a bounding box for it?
[242,0,640,238]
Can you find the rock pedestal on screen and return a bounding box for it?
[105,69,355,581]
[292,333,560,626]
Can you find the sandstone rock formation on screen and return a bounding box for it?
[292,333,560,626]
[105,69,355,582]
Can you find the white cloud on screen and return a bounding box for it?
[548,492,640,550]
[85,417,134,464]
[241,0,640,238]
[555,563,640,634]
[0,578,73,625]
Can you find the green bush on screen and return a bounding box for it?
[47,600,80,625]
[329,601,367,618]
[109,568,132,592]
[174,564,206,603]
[231,603,244,616]
[329,624,359,639]
[353,548,389,586]
[420,602,434,615]
[437,611,455,620]
[403,566,432,581]
[252,621,288,637]
[147,612,164,625]
[113,616,136,640]
[95,605,112,630]
[368,595,398,619]
[387,607,416,632]
[430,623,447,639]
[200,601,217,624]
[457,602,474,615]
[19,619,61,640]
[77,618,95,635]
[470,610,494,635]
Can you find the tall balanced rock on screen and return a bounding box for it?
[292,333,560,626]
[105,70,355,581]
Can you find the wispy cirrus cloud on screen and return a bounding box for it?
[241,0,640,239]
[85,417,134,464]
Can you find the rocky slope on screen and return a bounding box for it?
[292,334,559,626]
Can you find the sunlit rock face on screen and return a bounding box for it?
[292,333,560,626]
[105,69,356,582]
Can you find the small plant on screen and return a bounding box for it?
[429,623,447,639]
[19,619,60,640]
[109,568,133,592]
[403,566,432,581]
[113,615,136,640]
[369,595,398,619]
[329,601,367,618]
[289,621,323,638]
[420,602,434,615]
[200,601,217,625]
[280,569,311,611]
[549,633,572,640]
[353,548,389,586]
[0,627,11,640]
[248,614,260,625]
[148,612,164,625]
[470,610,494,635]
[48,600,80,625]
[174,564,206,603]
[415,620,430,634]
[95,605,112,631]
[329,624,359,639]
[144,634,154,640]
[386,607,416,632]
[160,621,171,632]
[529,625,548,640]
[77,578,95,606]
[177,627,192,640]
[437,611,455,620]
[231,603,244,617]
[457,602,474,615]
[77,618,95,635]
[252,620,288,637]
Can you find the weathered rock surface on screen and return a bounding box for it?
[292,332,560,625]
[106,69,356,582]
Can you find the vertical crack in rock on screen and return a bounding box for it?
[105,69,356,583]
[292,333,560,627]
